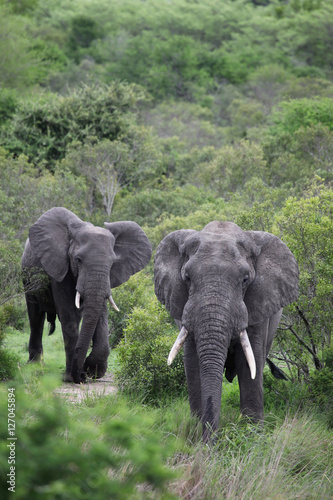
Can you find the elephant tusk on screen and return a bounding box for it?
[167,326,189,366]
[108,295,119,312]
[75,291,81,309]
[239,330,256,380]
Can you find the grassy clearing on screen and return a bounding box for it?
[1,324,332,499]
[171,412,333,499]
[2,323,120,382]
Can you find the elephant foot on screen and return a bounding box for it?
[63,372,73,383]
[63,371,87,383]
[28,352,43,363]
[83,357,108,379]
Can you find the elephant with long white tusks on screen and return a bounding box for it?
[22,207,152,383]
[154,221,299,441]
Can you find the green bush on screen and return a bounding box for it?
[0,303,22,381]
[113,184,215,228]
[0,376,177,500]
[264,124,333,187]
[195,140,267,198]
[0,235,22,304]
[309,346,333,426]
[0,82,146,169]
[0,303,26,332]
[0,88,18,125]
[67,15,101,62]
[276,184,333,374]
[109,272,154,348]
[0,347,19,381]
[116,297,186,404]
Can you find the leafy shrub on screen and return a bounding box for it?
[116,297,186,404]
[264,99,333,187]
[0,83,146,168]
[0,303,26,332]
[263,369,310,417]
[265,124,333,187]
[109,272,154,348]
[275,183,333,376]
[0,347,19,381]
[0,303,21,381]
[0,235,22,306]
[0,88,18,125]
[309,346,333,426]
[0,376,177,500]
[113,184,215,228]
[195,140,267,197]
[68,15,101,62]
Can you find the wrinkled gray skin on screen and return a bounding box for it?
[154,221,298,441]
[22,207,152,383]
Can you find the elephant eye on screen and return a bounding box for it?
[76,256,82,265]
[242,275,249,287]
[183,271,190,283]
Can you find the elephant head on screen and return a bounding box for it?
[154,221,298,440]
[27,207,152,382]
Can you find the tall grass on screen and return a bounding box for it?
[1,324,333,499]
[169,412,333,499]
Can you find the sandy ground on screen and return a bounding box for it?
[55,371,117,404]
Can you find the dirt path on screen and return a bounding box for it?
[55,371,117,404]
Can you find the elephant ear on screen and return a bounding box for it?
[244,231,299,325]
[29,207,84,282]
[104,221,152,287]
[154,229,195,321]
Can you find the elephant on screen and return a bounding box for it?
[22,207,152,383]
[154,221,298,441]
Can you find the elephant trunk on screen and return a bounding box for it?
[71,271,110,383]
[71,310,100,383]
[186,287,249,441]
[197,328,230,441]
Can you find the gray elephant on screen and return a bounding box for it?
[154,221,298,440]
[22,207,152,383]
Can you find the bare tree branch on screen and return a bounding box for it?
[280,321,322,370]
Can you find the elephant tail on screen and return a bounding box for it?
[266,358,289,381]
[47,313,56,335]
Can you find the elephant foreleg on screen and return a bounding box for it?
[61,321,81,381]
[266,309,283,354]
[26,295,45,362]
[51,279,80,381]
[235,321,269,423]
[83,306,110,379]
[183,336,202,419]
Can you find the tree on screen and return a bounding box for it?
[275,183,333,378]
[0,7,40,90]
[0,233,22,307]
[264,123,333,187]
[0,83,147,169]
[113,182,216,228]
[62,128,162,216]
[194,140,267,197]
[0,148,86,240]
[64,140,135,216]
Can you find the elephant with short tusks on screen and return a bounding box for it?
[22,207,152,383]
[154,221,299,441]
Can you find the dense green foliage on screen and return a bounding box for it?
[0,334,332,499]
[0,375,177,500]
[0,83,146,169]
[0,0,331,394]
[116,297,186,403]
[0,0,332,496]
